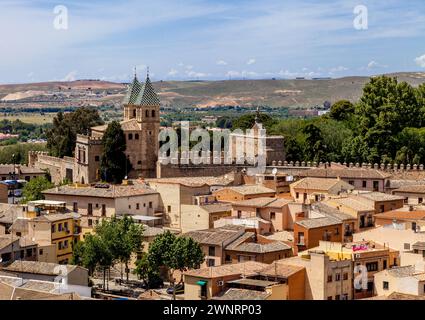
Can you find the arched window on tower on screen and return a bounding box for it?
[133,109,136,118]
[128,133,133,140]
[135,133,139,140]
[152,110,156,117]
[145,110,149,117]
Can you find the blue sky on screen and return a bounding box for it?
[0,0,424,83]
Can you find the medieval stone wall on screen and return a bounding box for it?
[28,151,74,184]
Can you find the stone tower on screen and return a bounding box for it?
[122,71,160,178]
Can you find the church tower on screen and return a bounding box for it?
[122,69,160,178]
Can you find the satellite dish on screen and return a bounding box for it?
[272,168,278,175]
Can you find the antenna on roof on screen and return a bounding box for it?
[134,66,137,79]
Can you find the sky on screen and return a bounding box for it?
[0,0,425,83]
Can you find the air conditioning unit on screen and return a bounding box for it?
[217,280,224,286]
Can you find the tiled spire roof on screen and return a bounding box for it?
[122,74,142,105]
[134,74,160,106]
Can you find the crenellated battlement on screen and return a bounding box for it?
[267,160,425,172]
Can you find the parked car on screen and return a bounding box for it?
[166,283,184,295]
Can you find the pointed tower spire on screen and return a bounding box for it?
[134,66,137,79]
[134,67,160,106]
[147,66,150,79]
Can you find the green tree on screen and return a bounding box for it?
[21,176,53,203]
[46,108,104,158]
[95,216,144,282]
[100,121,130,184]
[302,123,327,162]
[328,100,355,121]
[144,231,204,299]
[0,143,47,165]
[232,113,277,131]
[134,253,160,288]
[170,236,204,283]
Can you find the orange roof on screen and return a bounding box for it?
[375,210,425,221]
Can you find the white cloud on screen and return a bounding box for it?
[329,66,348,74]
[216,60,228,66]
[185,70,209,78]
[415,54,425,68]
[136,64,147,72]
[62,71,78,81]
[278,69,320,79]
[185,65,194,70]
[367,60,388,69]
[247,58,256,65]
[226,70,240,78]
[168,68,179,76]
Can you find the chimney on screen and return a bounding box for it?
[295,212,305,222]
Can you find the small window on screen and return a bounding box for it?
[208,246,216,256]
[327,296,333,300]
[136,203,140,210]
[383,281,389,290]
[95,156,100,162]
[133,109,136,117]
[88,219,93,227]
[58,223,63,232]
[296,192,299,199]
[128,205,131,209]
[152,110,156,117]
[135,133,139,140]
[419,198,423,204]
[168,205,171,213]
[39,249,44,255]
[149,202,152,208]
[335,295,340,300]
[362,181,367,188]
[73,202,78,212]
[137,160,142,165]
[343,273,348,280]
[145,110,149,117]
[366,262,378,272]
[348,180,354,186]
[270,212,276,220]
[128,133,133,140]
[335,273,341,281]
[51,224,56,233]
[327,275,332,283]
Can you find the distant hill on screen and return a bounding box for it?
[1,72,425,108]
